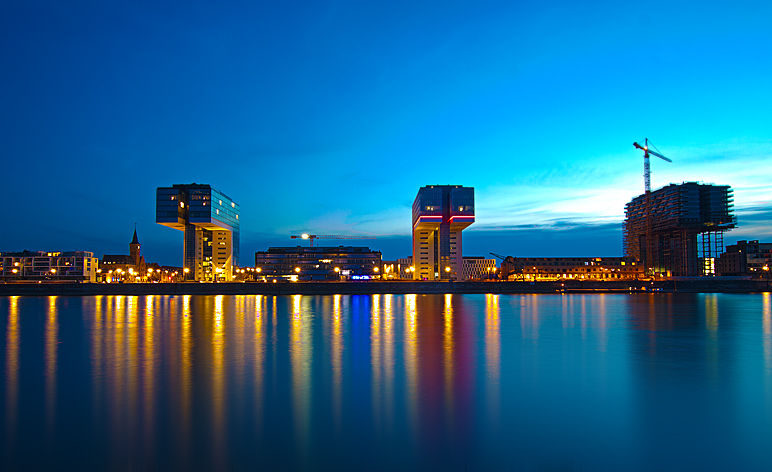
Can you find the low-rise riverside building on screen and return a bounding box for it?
[462,256,497,280]
[501,256,643,281]
[255,246,382,281]
[380,260,403,280]
[717,240,772,276]
[398,257,413,279]
[0,250,99,282]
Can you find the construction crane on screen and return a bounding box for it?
[633,138,672,275]
[633,138,671,194]
[290,234,377,247]
[490,253,520,280]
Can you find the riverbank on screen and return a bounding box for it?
[0,279,769,296]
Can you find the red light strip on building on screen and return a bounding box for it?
[414,215,444,229]
[449,216,475,223]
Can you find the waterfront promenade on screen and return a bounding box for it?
[0,279,767,296]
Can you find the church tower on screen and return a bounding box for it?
[130,225,141,267]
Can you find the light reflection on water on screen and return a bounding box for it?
[1,293,772,470]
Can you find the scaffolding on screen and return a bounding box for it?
[623,182,735,276]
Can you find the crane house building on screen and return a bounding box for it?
[156,183,240,282]
[412,185,475,281]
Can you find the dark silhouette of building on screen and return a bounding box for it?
[717,240,772,276]
[623,182,735,276]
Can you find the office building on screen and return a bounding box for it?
[397,257,413,279]
[500,256,642,281]
[461,256,497,280]
[412,185,474,280]
[623,182,735,276]
[1,250,99,282]
[717,240,772,276]
[255,246,381,281]
[157,183,240,282]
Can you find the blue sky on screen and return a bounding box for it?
[1,0,770,265]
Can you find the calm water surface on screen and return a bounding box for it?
[2,293,771,470]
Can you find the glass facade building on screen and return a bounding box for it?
[412,185,474,281]
[157,183,240,281]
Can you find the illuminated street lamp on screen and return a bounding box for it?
[50,268,57,274]
[295,267,301,273]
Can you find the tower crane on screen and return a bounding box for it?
[633,138,671,193]
[290,234,377,247]
[633,138,672,275]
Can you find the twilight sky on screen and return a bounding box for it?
[1,0,770,265]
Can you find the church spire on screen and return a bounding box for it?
[130,224,141,268]
[131,223,140,245]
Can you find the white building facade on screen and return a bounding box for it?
[461,257,497,280]
[1,251,99,282]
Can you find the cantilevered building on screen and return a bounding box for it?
[412,185,474,280]
[156,184,240,281]
[623,182,735,276]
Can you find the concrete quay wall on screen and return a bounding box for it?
[0,279,768,296]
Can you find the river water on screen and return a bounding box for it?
[1,293,771,470]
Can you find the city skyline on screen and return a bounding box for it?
[2,1,770,265]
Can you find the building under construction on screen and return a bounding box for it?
[623,182,736,276]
